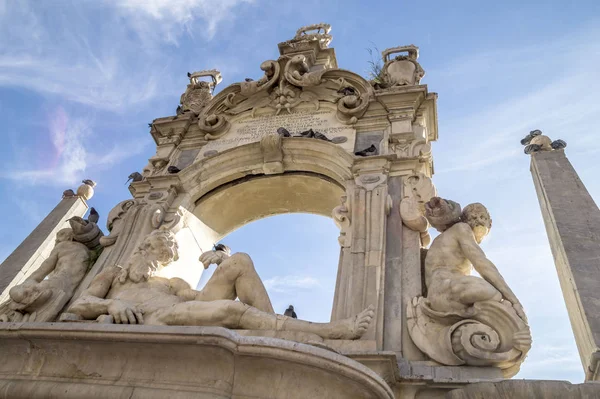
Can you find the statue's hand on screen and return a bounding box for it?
[107,300,144,324]
[199,251,229,269]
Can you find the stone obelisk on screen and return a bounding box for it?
[524,130,600,381]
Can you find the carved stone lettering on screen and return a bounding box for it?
[198,109,355,160]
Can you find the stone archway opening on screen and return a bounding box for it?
[192,172,345,237]
[196,213,341,323]
[192,171,345,322]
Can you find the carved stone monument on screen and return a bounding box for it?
[0,24,598,399]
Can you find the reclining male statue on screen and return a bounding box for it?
[69,229,373,339]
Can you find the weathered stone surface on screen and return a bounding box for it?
[407,198,531,377]
[0,228,90,322]
[0,323,394,399]
[198,107,356,160]
[0,196,88,301]
[446,380,600,399]
[530,149,600,381]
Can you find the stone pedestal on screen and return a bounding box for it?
[0,196,88,302]
[530,149,600,381]
[0,323,394,399]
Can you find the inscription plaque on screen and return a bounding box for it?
[198,109,356,159]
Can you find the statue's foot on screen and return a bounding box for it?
[325,305,374,339]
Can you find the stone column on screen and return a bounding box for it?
[331,158,391,347]
[0,196,88,302]
[530,148,600,381]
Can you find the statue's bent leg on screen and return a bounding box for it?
[197,253,274,313]
[451,275,502,305]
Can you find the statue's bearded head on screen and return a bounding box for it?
[461,203,492,243]
[123,229,179,283]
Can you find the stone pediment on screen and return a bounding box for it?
[195,56,374,145]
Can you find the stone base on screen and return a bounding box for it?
[0,323,393,399]
[233,329,377,353]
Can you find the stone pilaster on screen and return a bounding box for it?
[530,149,600,381]
[0,196,88,302]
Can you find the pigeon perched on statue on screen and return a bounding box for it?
[284,305,297,319]
[520,129,567,155]
[167,166,181,174]
[88,207,99,224]
[62,189,76,199]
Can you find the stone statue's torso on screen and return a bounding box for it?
[424,223,473,287]
[106,275,183,315]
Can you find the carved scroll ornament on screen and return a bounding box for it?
[399,173,436,247]
[196,54,373,140]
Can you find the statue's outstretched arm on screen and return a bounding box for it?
[456,223,520,305]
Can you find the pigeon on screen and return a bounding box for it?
[88,207,99,224]
[213,243,231,256]
[520,129,542,145]
[355,144,378,157]
[126,172,143,184]
[167,166,181,174]
[551,139,567,150]
[524,144,542,155]
[176,105,183,115]
[277,127,291,137]
[284,305,297,319]
[312,131,331,142]
[82,179,96,187]
[187,72,192,78]
[148,123,153,128]
[298,129,315,138]
[244,78,254,82]
[62,189,76,198]
[338,87,356,96]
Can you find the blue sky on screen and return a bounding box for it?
[1,0,599,382]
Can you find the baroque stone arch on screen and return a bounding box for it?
[179,137,353,238]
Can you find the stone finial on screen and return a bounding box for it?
[76,179,96,201]
[376,45,425,88]
[278,23,333,55]
[521,129,567,155]
[293,23,332,47]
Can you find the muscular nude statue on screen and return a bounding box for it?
[1,228,90,322]
[69,229,373,339]
[424,199,527,322]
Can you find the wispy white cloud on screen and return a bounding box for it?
[113,0,254,44]
[0,107,147,187]
[432,23,600,174]
[0,1,253,112]
[0,107,89,185]
[264,275,321,293]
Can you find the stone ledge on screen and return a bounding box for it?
[0,322,393,399]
